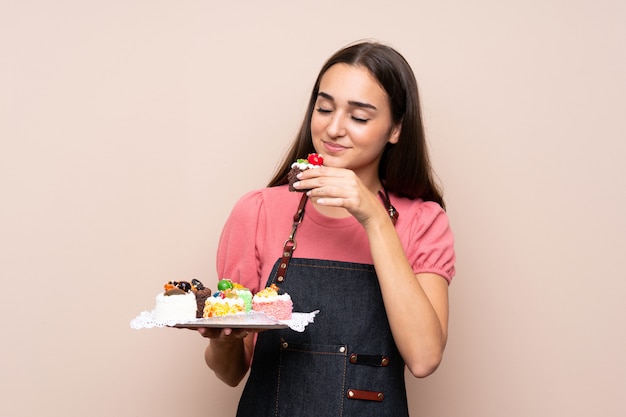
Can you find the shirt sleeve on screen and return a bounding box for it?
[407,201,456,284]
[216,190,266,293]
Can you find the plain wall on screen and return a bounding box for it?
[1,1,624,416]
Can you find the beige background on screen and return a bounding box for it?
[1,1,624,416]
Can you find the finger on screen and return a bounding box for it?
[197,327,221,338]
[297,166,345,180]
[297,166,324,178]
[306,186,327,197]
[314,197,346,207]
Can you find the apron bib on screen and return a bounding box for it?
[236,258,409,417]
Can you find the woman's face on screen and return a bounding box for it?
[310,63,400,182]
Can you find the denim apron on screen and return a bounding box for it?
[236,193,409,417]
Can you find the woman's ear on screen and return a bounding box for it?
[388,122,402,144]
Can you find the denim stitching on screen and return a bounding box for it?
[293,263,374,273]
[339,347,347,417]
[275,341,283,417]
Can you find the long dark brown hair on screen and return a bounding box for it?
[268,41,445,209]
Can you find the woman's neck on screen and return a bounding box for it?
[310,201,350,219]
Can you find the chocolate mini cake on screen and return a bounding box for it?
[288,153,323,192]
[288,168,302,192]
[191,279,211,318]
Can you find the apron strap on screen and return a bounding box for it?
[275,187,398,284]
[378,187,399,225]
[275,193,308,283]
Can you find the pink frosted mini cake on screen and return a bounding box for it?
[252,284,293,320]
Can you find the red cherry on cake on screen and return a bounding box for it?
[307,153,323,165]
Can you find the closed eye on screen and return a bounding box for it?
[351,116,369,123]
[316,107,332,114]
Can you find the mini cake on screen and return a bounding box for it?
[288,153,323,191]
[203,279,253,317]
[154,280,211,322]
[204,290,245,317]
[153,287,197,322]
[232,282,253,312]
[252,283,293,320]
[191,279,212,318]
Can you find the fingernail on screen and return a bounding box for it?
[296,172,303,179]
[293,181,300,188]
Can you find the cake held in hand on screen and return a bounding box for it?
[288,153,323,192]
[252,283,293,320]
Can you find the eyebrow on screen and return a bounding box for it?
[317,91,378,111]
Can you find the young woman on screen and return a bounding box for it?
[199,41,456,416]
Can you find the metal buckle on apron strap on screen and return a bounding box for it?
[349,353,390,367]
[346,389,384,402]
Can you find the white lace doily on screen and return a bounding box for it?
[130,310,319,333]
[277,311,319,332]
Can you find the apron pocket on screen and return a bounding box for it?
[276,339,348,417]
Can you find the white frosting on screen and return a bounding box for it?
[153,292,197,322]
[291,162,322,170]
[252,293,292,304]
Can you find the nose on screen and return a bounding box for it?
[326,111,347,138]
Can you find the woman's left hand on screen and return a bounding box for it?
[293,166,388,226]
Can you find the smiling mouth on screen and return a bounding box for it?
[322,141,348,152]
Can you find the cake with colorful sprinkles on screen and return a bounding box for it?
[203,279,253,317]
[288,153,323,191]
[252,283,293,320]
[204,292,245,317]
[232,282,253,312]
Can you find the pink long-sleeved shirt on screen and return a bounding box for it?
[217,185,455,293]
